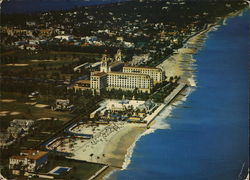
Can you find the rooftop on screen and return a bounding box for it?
[75,80,91,84]
[11,150,48,160]
[123,66,162,71]
[109,61,124,67]
[108,71,150,77]
[91,72,107,77]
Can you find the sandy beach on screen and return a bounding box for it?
[102,125,146,168]
[157,24,213,86]
[70,123,146,167]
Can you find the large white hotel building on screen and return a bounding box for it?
[90,51,165,94]
[123,66,164,84]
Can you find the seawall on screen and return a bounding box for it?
[146,83,187,127]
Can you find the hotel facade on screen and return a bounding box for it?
[90,50,165,94]
[123,66,164,84]
[107,72,152,92]
[91,71,152,93]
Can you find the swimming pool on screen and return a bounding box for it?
[49,166,71,175]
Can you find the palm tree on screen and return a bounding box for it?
[169,76,174,83]
[90,153,94,160]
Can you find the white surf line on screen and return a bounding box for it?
[237,162,246,180]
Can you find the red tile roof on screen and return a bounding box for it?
[10,150,48,160]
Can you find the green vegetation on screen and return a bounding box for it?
[39,156,103,180]
[0,50,99,83]
[150,82,179,103]
[2,155,104,180]
[0,92,75,121]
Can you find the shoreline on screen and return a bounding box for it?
[98,9,248,180]
[102,125,146,168]
[100,26,210,180]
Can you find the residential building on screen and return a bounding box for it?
[71,80,91,92]
[7,126,23,138]
[9,150,48,173]
[26,21,36,26]
[52,99,73,111]
[54,35,74,41]
[0,132,12,147]
[10,119,35,132]
[130,54,150,66]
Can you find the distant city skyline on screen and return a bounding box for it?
[1,0,128,14]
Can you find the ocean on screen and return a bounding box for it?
[108,10,249,180]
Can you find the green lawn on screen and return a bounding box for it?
[38,156,104,180]
[0,101,74,122]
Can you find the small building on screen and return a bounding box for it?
[71,80,91,92]
[26,45,39,51]
[26,21,36,26]
[116,36,124,41]
[10,119,35,132]
[52,99,73,111]
[0,133,9,144]
[84,36,97,43]
[137,99,156,113]
[0,132,12,147]
[55,35,74,41]
[9,150,48,173]
[28,91,39,98]
[7,126,23,138]
[39,29,53,36]
[28,40,40,45]
[131,54,150,66]
[123,41,134,48]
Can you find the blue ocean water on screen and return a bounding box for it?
[110,11,249,180]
